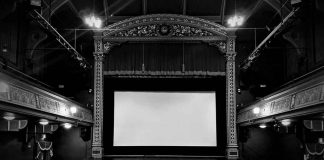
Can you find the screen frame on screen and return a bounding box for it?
[104,77,226,156]
[113,91,217,147]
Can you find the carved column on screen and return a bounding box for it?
[225,35,239,159]
[92,34,105,159]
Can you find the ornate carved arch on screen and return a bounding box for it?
[92,14,238,160]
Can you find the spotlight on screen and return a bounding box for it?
[281,119,291,126]
[227,15,244,27]
[259,124,267,129]
[3,112,15,121]
[84,15,102,28]
[39,119,49,125]
[253,107,260,114]
[70,107,77,114]
[63,123,72,129]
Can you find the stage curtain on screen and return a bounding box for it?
[105,42,225,73]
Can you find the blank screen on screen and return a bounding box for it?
[113,91,217,146]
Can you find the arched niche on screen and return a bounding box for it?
[92,14,238,160]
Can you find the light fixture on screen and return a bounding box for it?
[39,119,49,125]
[70,106,77,114]
[253,107,260,114]
[281,119,291,126]
[62,123,72,129]
[3,112,15,121]
[227,15,244,27]
[84,15,102,28]
[259,124,267,129]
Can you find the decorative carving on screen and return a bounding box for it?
[111,24,215,38]
[103,42,114,53]
[294,85,323,108]
[94,52,105,62]
[38,96,59,114]
[92,49,105,158]
[227,37,235,53]
[209,41,227,53]
[94,39,103,52]
[9,86,37,108]
[225,40,238,159]
[103,14,227,37]
[237,84,324,124]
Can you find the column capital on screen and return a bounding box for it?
[93,52,105,61]
[225,52,237,61]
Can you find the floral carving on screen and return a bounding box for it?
[112,24,215,38]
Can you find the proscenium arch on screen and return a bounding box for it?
[92,14,238,160]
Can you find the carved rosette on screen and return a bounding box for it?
[225,36,239,159]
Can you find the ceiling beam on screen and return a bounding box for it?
[42,0,69,20]
[263,0,291,17]
[103,0,110,23]
[142,0,147,15]
[220,0,226,25]
[182,0,187,15]
[240,7,300,70]
[29,10,91,69]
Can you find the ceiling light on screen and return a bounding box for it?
[84,15,102,28]
[259,124,267,129]
[63,123,72,129]
[70,107,77,114]
[3,112,15,121]
[227,15,244,27]
[281,119,291,126]
[253,107,260,114]
[39,119,49,125]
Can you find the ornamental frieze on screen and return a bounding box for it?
[111,24,215,38]
[103,14,227,37]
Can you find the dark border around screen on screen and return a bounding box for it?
[103,77,226,156]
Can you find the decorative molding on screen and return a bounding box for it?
[110,24,216,38]
[102,14,227,37]
[238,80,324,124]
[0,73,93,123]
[104,70,225,77]
[225,35,238,159]
[94,14,237,159]
[92,48,106,158]
[208,41,227,54]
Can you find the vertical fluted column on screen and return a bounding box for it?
[92,35,104,159]
[225,35,239,159]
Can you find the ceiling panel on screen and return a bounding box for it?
[147,0,182,14]
[186,0,222,16]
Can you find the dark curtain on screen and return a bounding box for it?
[105,42,225,73]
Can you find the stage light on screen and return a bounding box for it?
[39,119,49,125]
[84,15,102,28]
[63,123,72,129]
[227,15,244,27]
[259,124,267,129]
[70,106,77,114]
[281,119,291,126]
[3,112,15,121]
[253,107,260,114]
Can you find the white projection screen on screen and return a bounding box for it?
[113,91,217,147]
